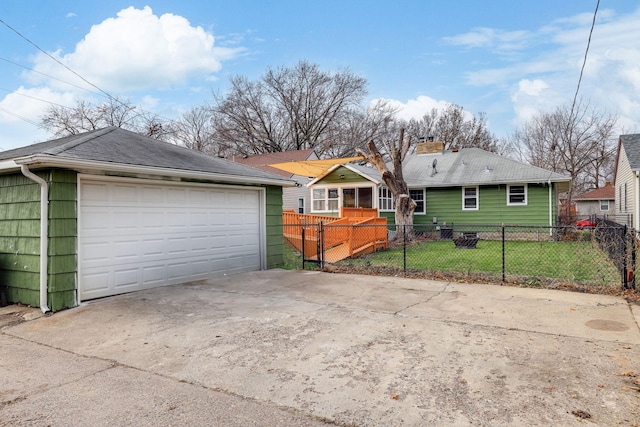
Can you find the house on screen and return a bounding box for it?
[574,182,614,218]
[0,127,293,312]
[307,140,571,226]
[234,149,317,213]
[613,134,640,229]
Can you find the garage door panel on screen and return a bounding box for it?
[80,179,263,300]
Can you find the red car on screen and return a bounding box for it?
[576,218,596,229]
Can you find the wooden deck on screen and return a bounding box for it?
[283,210,388,263]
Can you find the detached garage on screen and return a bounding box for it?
[0,127,292,311]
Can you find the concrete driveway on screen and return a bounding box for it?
[2,270,640,426]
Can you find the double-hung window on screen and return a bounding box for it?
[379,187,394,211]
[409,189,425,214]
[600,200,610,211]
[462,186,478,210]
[507,184,527,206]
[312,188,339,212]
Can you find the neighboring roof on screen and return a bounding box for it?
[0,127,293,186]
[619,134,640,170]
[270,156,364,178]
[233,149,316,178]
[574,183,615,201]
[402,148,571,190]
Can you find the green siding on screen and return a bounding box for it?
[0,173,42,308]
[383,183,557,226]
[0,168,284,311]
[315,166,370,185]
[0,169,77,311]
[47,170,77,310]
[265,185,284,268]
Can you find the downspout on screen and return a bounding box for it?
[20,165,50,313]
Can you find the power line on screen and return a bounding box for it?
[0,18,117,102]
[0,56,105,97]
[569,0,600,119]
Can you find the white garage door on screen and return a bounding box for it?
[79,177,263,300]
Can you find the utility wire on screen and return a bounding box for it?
[0,18,116,101]
[0,56,105,97]
[569,0,600,120]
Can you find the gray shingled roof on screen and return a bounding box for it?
[621,134,640,170]
[335,148,569,187]
[402,148,570,187]
[0,127,292,184]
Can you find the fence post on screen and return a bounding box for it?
[631,229,637,290]
[622,225,628,290]
[301,226,306,270]
[319,221,325,269]
[403,224,407,274]
[501,223,505,282]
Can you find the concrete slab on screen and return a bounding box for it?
[3,270,640,426]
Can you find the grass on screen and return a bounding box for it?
[330,239,621,286]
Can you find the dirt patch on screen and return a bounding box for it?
[586,319,630,331]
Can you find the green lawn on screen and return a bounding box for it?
[333,239,620,286]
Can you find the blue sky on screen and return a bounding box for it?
[1,1,639,151]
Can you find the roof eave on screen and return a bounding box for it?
[12,155,296,187]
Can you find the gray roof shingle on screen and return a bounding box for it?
[0,127,292,184]
[402,148,569,187]
[339,148,569,187]
[621,134,640,170]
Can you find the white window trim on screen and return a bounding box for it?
[507,184,528,206]
[409,188,426,215]
[379,187,395,212]
[462,186,479,211]
[311,184,376,213]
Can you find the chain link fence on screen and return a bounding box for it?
[283,220,637,292]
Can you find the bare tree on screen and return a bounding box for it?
[511,100,618,218]
[40,97,173,141]
[172,105,221,154]
[406,104,503,153]
[212,60,368,157]
[357,127,416,241]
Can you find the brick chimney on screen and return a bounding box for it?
[416,136,445,155]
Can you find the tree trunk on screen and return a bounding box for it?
[395,193,415,241]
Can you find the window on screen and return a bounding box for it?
[379,187,394,211]
[600,200,609,211]
[328,188,339,211]
[507,184,527,205]
[312,188,339,212]
[342,187,373,208]
[312,189,325,211]
[298,197,305,214]
[409,189,425,214]
[463,186,478,210]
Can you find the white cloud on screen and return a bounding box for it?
[443,27,532,52]
[516,79,548,97]
[370,95,475,123]
[448,7,640,135]
[28,6,242,93]
[0,86,75,124]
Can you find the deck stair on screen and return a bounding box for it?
[283,209,387,263]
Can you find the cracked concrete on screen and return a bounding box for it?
[2,269,640,426]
